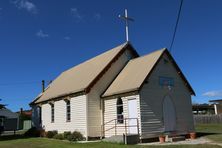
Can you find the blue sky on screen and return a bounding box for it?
[0,0,222,111]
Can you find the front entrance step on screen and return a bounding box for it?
[166,135,186,142]
[103,134,140,144]
[123,134,140,144]
[103,135,124,143]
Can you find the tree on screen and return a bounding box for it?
[0,99,6,109]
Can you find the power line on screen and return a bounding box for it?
[169,0,183,52]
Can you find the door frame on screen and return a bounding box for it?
[127,98,138,134]
[162,95,177,132]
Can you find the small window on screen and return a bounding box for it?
[116,98,124,124]
[38,106,42,124]
[159,76,174,87]
[0,117,4,126]
[51,104,54,123]
[66,100,71,122]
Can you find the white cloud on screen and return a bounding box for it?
[203,90,222,97]
[93,13,101,20]
[12,0,37,14]
[36,30,49,38]
[71,8,83,21]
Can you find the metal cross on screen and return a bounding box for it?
[119,9,134,42]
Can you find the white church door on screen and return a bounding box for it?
[128,99,138,134]
[163,96,176,132]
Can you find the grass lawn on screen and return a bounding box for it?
[0,138,220,148]
[195,124,222,143]
[0,124,221,148]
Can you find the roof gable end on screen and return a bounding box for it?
[102,48,195,98]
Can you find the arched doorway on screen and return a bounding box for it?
[163,96,176,132]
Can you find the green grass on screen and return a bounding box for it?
[0,138,220,148]
[0,124,221,148]
[195,124,222,143]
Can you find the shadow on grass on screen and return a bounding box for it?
[196,132,221,138]
[0,134,32,141]
[0,127,43,141]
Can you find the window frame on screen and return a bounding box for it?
[159,76,174,87]
[66,100,71,122]
[51,104,54,123]
[38,106,42,124]
[116,98,124,124]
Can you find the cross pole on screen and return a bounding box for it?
[119,9,134,42]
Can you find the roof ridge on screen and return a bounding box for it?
[62,42,129,74]
[129,47,166,62]
[32,42,132,104]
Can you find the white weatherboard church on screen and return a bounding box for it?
[30,42,195,140]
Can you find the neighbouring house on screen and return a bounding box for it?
[17,108,32,130]
[18,108,32,117]
[209,99,222,115]
[0,106,19,132]
[192,104,215,115]
[30,42,195,140]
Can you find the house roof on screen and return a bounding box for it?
[33,42,137,104]
[0,108,18,118]
[192,104,214,109]
[102,48,195,97]
[102,48,165,97]
[209,99,222,103]
[17,109,32,117]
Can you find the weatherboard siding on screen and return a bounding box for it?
[104,95,141,138]
[216,104,222,114]
[87,49,135,137]
[139,53,194,138]
[41,95,87,136]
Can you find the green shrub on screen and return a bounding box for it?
[72,131,84,141]
[53,133,64,140]
[24,127,41,137]
[66,134,74,141]
[65,131,84,141]
[46,130,58,138]
[63,131,72,139]
[39,129,46,137]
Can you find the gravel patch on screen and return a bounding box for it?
[139,137,213,146]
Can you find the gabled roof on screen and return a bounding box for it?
[0,108,18,118]
[32,42,138,104]
[102,48,195,97]
[209,99,222,103]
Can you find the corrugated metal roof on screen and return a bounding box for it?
[102,48,166,97]
[0,108,19,118]
[34,42,129,104]
[209,99,222,103]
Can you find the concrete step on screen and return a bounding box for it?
[124,134,140,144]
[103,135,123,143]
[166,135,186,142]
[103,134,140,144]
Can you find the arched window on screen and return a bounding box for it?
[117,98,124,124]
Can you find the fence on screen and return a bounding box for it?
[23,120,32,130]
[194,114,222,124]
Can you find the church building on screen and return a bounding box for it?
[30,42,195,140]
